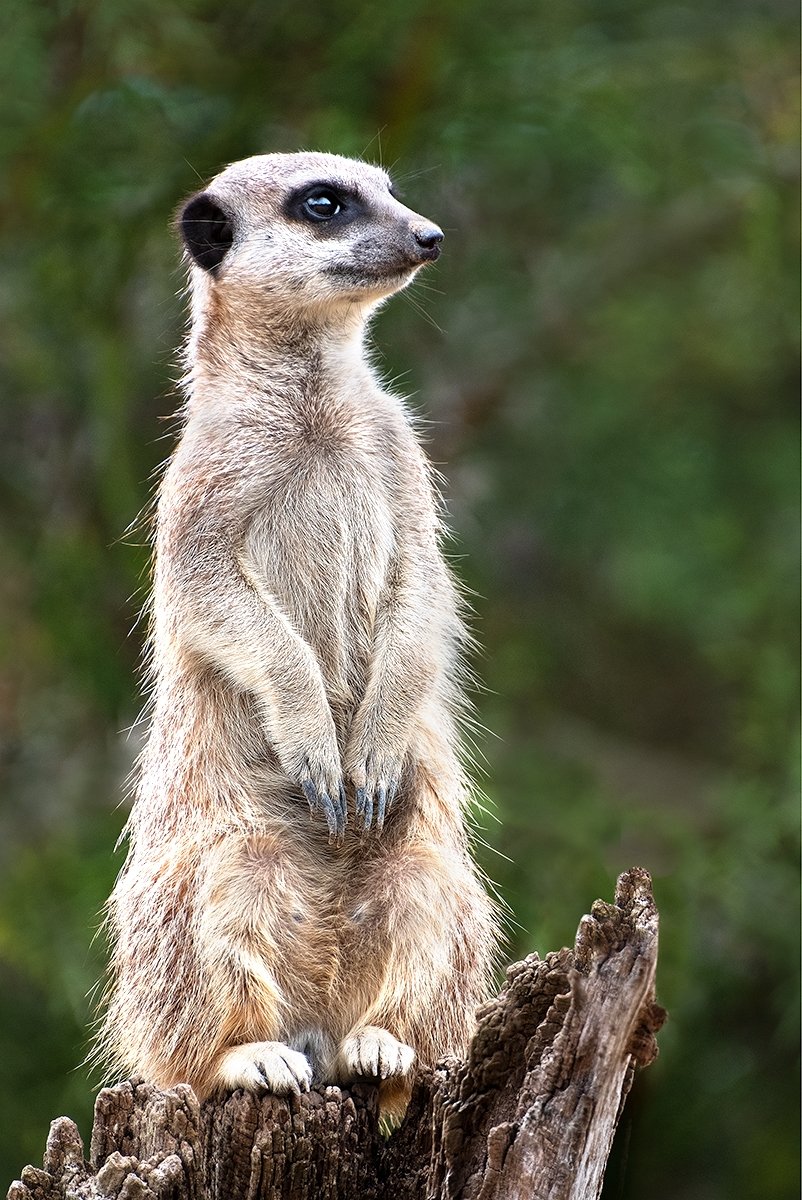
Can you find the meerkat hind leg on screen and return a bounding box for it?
[340,1026,415,1081]
[216,1040,313,1096]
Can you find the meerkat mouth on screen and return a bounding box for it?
[325,260,429,285]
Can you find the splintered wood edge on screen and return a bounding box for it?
[483,866,665,1200]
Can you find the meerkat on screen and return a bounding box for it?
[99,151,500,1120]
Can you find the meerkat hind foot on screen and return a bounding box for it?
[217,1040,313,1096]
[342,1026,415,1081]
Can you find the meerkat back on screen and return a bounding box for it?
[99,152,499,1121]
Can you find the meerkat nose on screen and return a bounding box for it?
[411,224,444,262]
[414,225,444,249]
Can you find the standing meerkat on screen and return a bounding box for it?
[99,151,500,1119]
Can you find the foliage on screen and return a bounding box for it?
[0,1,798,1196]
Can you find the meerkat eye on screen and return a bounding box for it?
[301,189,344,222]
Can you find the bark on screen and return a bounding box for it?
[7,867,665,1200]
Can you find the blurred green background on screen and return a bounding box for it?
[0,1,798,1196]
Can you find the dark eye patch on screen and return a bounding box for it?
[285,181,364,230]
[179,192,234,273]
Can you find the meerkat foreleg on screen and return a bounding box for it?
[174,547,346,835]
[344,557,447,831]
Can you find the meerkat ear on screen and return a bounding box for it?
[179,192,234,273]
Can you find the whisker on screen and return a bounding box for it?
[400,289,445,334]
[182,157,206,184]
[359,128,388,163]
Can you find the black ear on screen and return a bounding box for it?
[179,192,234,273]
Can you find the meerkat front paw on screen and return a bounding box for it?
[216,1040,313,1096]
[345,751,403,833]
[274,727,346,840]
[298,754,347,842]
[340,1027,415,1081]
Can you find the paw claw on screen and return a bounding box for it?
[376,783,387,832]
[301,778,319,814]
[302,773,346,839]
[320,791,339,839]
[362,790,374,832]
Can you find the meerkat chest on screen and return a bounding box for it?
[243,407,399,651]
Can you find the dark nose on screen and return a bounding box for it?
[412,223,444,261]
[414,224,444,249]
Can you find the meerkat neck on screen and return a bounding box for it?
[184,282,375,409]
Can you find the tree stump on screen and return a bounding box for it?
[7,867,665,1200]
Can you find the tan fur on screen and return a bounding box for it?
[98,153,500,1119]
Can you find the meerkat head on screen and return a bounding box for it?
[177,152,443,325]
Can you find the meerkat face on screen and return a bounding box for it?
[178,152,443,317]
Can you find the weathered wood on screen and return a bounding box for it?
[7,867,664,1200]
